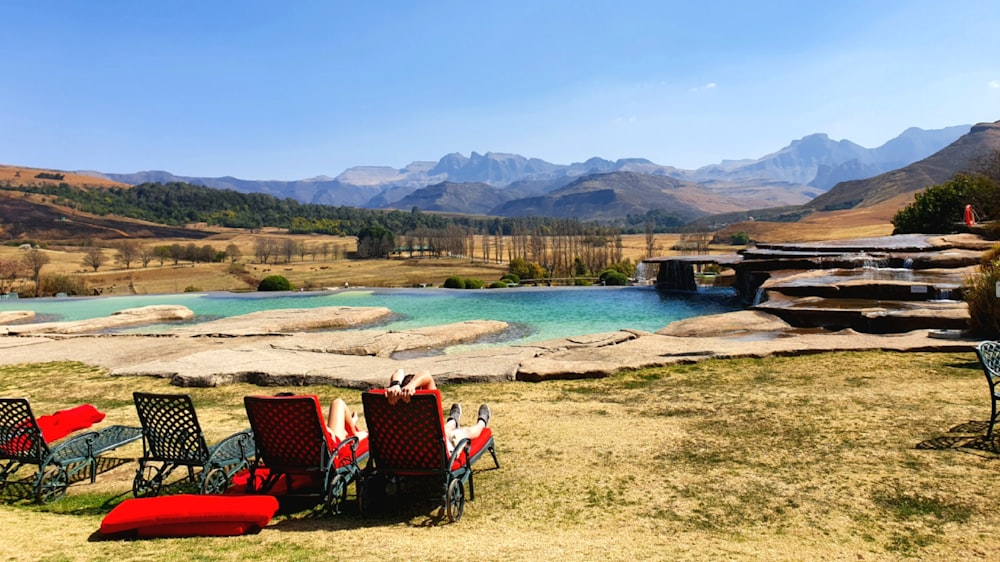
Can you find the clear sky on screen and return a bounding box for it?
[2,1,998,180]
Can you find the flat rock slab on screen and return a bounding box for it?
[271,319,510,357]
[111,338,534,388]
[0,311,34,325]
[2,305,194,335]
[516,327,977,381]
[166,306,393,336]
[657,310,792,337]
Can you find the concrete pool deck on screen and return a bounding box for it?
[0,308,979,388]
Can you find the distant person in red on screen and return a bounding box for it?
[965,204,976,227]
[384,368,491,451]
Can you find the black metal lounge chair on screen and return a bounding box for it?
[0,398,141,503]
[132,392,253,497]
[977,340,1000,439]
[242,394,368,514]
[360,389,498,522]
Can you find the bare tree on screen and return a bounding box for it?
[225,243,242,263]
[282,238,297,264]
[114,239,138,270]
[255,237,279,264]
[21,248,49,296]
[82,246,105,272]
[0,258,21,294]
[644,221,657,259]
[138,244,155,268]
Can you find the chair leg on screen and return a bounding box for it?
[989,397,998,440]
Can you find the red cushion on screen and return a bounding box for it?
[227,436,369,496]
[36,404,106,443]
[100,494,279,538]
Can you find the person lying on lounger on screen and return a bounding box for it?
[384,368,491,451]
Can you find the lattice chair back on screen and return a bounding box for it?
[243,395,335,471]
[0,398,49,462]
[133,393,211,464]
[979,341,1000,384]
[362,389,449,473]
[977,341,1000,439]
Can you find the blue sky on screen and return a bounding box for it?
[2,1,998,180]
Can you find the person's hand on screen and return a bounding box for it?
[386,384,403,405]
[400,383,415,403]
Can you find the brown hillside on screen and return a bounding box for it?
[0,191,211,242]
[0,164,127,189]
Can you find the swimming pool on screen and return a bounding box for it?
[0,286,740,346]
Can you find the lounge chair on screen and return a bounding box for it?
[360,389,498,522]
[0,398,141,503]
[977,340,1000,439]
[242,394,368,514]
[132,392,253,496]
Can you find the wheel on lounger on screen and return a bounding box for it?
[36,466,69,503]
[200,466,230,495]
[132,464,165,497]
[324,473,347,514]
[445,478,465,522]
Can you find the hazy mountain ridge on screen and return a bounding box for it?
[807,121,1000,212]
[89,124,970,220]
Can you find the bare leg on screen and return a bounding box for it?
[326,398,364,441]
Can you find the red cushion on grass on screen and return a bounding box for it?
[36,404,106,443]
[100,494,279,538]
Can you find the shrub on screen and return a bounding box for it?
[965,244,1000,338]
[38,274,87,296]
[258,275,292,291]
[731,231,750,245]
[501,273,520,284]
[893,173,999,234]
[488,281,508,289]
[443,276,465,289]
[183,285,202,293]
[599,270,629,286]
[464,278,485,289]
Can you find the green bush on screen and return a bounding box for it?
[257,275,293,291]
[489,281,508,289]
[599,270,629,286]
[443,276,465,289]
[893,173,999,234]
[731,231,750,245]
[965,245,1000,338]
[183,285,202,293]
[464,278,485,289]
[501,273,520,284]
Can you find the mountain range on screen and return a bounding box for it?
[84,124,972,222]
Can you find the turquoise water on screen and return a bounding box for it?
[0,287,739,346]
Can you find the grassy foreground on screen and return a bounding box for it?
[1,351,997,561]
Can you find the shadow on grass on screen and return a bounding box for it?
[915,420,1000,457]
[0,456,133,505]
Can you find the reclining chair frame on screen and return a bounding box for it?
[360,389,498,522]
[132,392,253,497]
[0,398,141,503]
[243,394,367,514]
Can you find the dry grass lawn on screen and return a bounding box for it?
[1,351,998,561]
